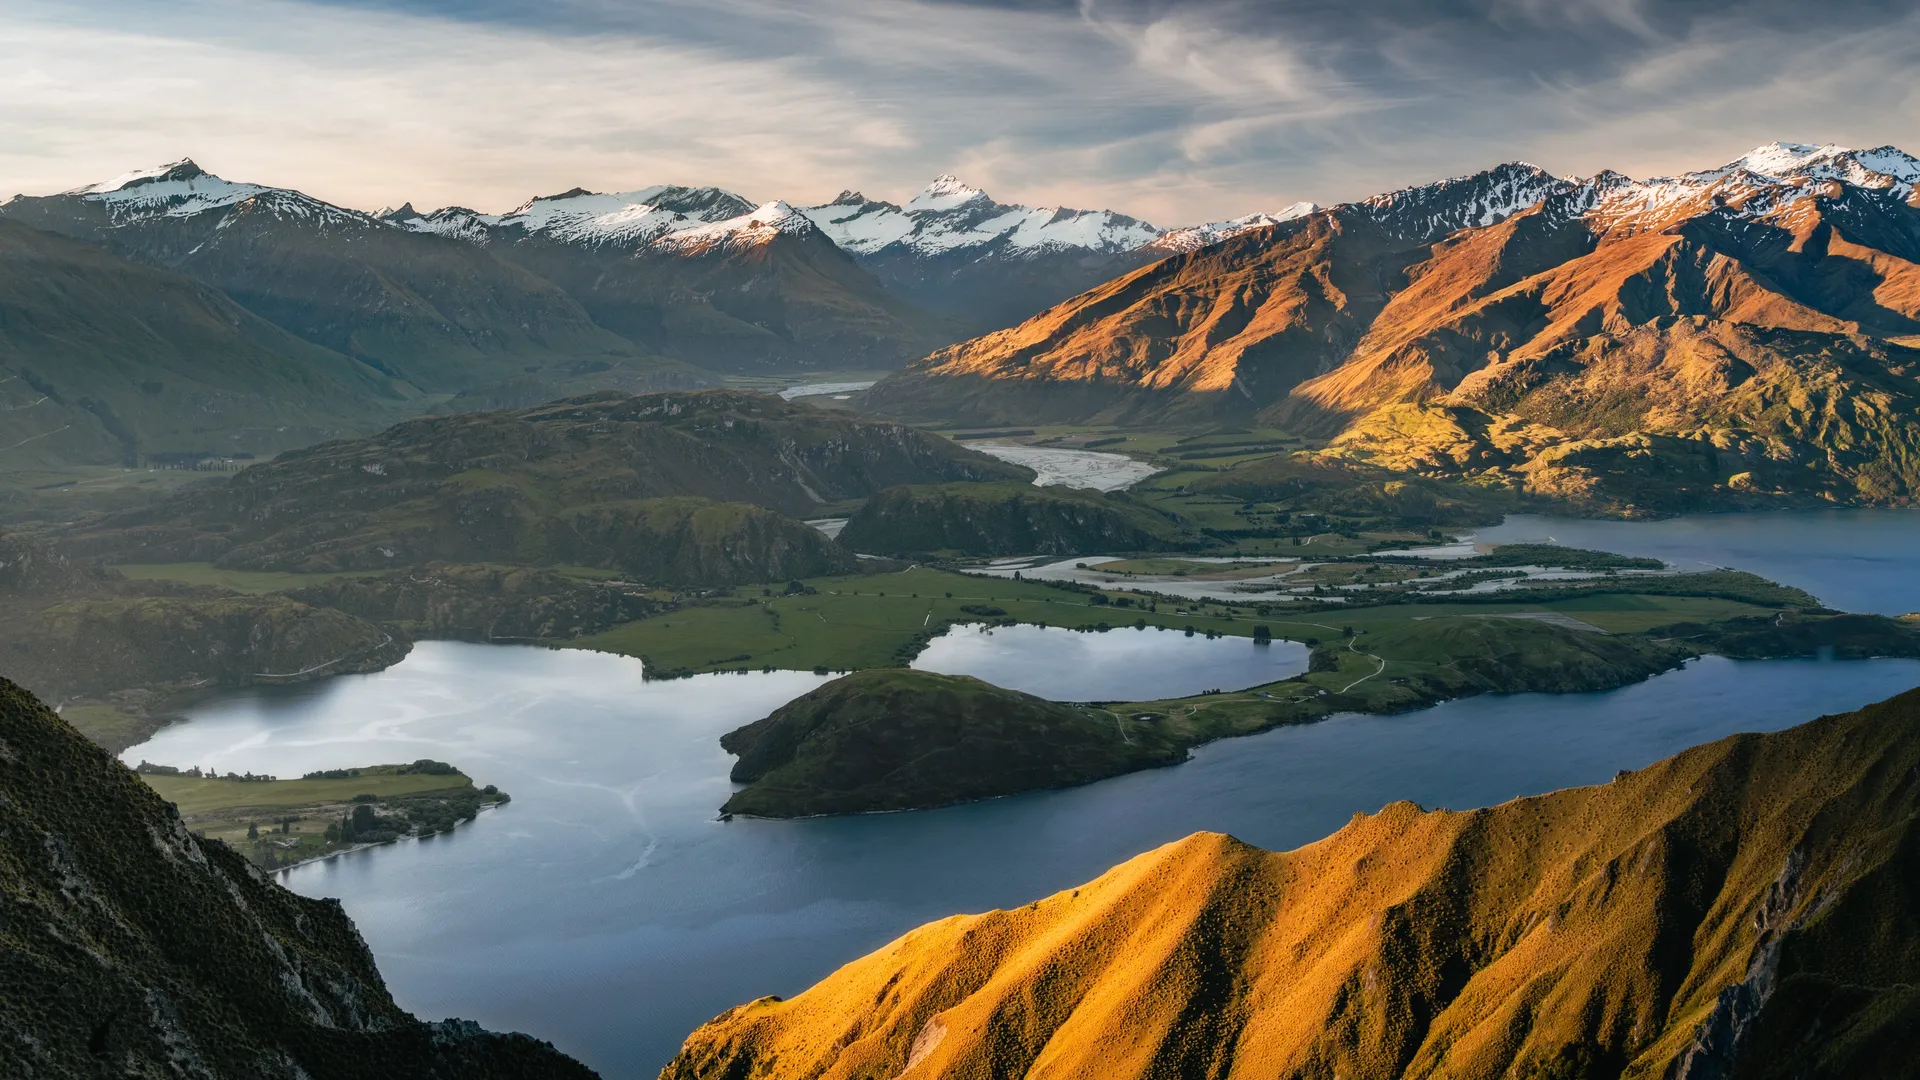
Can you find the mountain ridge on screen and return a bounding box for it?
[867,142,1920,511]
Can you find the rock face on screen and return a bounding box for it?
[837,482,1194,557]
[869,144,1920,510]
[0,217,406,466]
[667,686,1920,1080]
[65,391,1027,583]
[718,669,1183,817]
[0,677,594,1078]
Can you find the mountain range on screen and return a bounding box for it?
[6,143,1919,514]
[1,161,1314,380]
[868,142,1920,511]
[0,158,1320,467]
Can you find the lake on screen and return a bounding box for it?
[125,653,1920,1074]
[911,622,1307,700]
[119,508,1920,1076]
[1477,509,1920,615]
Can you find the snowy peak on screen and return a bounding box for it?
[906,174,991,212]
[1359,162,1570,243]
[384,204,493,243]
[50,159,384,231]
[388,184,817,254]
[654,199,817,253]
[1580,140,1920,236]
[466,184,758,249]
[72,158,212,194]
[802,176,1162,258]
[64,159,271,220]
[1705,141,1920,189]
[1153,202,1320,253]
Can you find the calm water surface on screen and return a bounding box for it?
[121,510,1920,1075]
[1478,509,1920,614]
[127,645,1920,1075]
[912,622,1306,699]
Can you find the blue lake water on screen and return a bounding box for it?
[120,509,1920,1076]
[911,621,1308,700]
[1477,508,1920,614]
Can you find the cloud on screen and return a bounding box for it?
[1,0,1916,224]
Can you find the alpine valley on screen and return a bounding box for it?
[6,137,1920,1080]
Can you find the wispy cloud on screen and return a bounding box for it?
[1,0,1916,224]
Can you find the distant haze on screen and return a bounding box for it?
[3,0,1918,224]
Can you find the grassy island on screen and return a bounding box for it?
[135,760,508,870]
[720,670,1183,817]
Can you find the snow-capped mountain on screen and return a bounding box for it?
[391,173,1324,331]
[383,183,819,254]
[1358,161,1572,244]
[1575,141,1920,236]
[796,175,1175,330]
[869,137,1920,474]
[386,182,957,372]
[1151,203,1320,254]
[803,175,1164,258]
[1,160,639,393]
[54,158,377,232]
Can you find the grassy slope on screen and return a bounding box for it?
[0,218,411,466]
[65,390,1023,581]
[141,768,472,815]
[664,687,1920,1080]
[575,565,1778,677]
[839,481,1196,557]
[113,562,388,595]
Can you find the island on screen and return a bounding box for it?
[719,670,1184,817]
[134,759,509,870]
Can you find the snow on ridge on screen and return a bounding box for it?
[651,199,817,252]
[1585,140,1920,233]
[906,174,990,213]
[460,184,762,248]
[69,159,271,220]
[1153,202,1320,253]
[803,176,1162,257]
[1358,162,1569,240]
[62,159,386,229]
[388,205,496,243]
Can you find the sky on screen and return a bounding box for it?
[3,0,1918,225]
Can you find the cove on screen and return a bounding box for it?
[121,641,1920,1076]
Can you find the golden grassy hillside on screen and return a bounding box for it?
[663,687,1920,1079]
